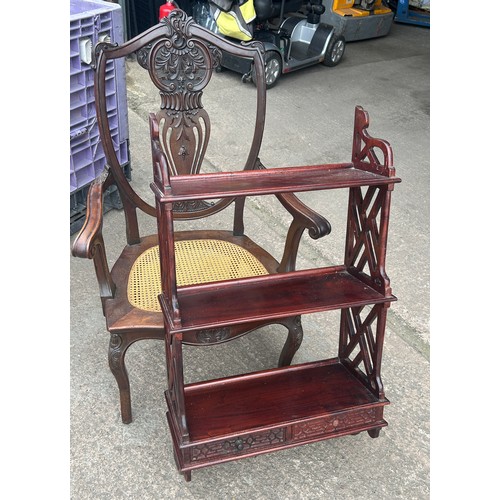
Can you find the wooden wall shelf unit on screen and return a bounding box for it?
[154,119,400,481]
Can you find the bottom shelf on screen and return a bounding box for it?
[166,358,389,474]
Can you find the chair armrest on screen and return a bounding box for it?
[254,159,331,272]
[277,192,331,240]
[72,179,105,259]
[276,191,331,273]
[71,171,116,300]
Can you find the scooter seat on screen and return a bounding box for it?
[253,0,305,22]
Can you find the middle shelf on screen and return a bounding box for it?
[160,266,396,333]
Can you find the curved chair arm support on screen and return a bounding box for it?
[276,192,331,273]
[253,159,331,272]
[71,171,116,302]
[277,192,332,241]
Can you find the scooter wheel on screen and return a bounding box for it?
[252,51,282,89]
[323,35,346,67]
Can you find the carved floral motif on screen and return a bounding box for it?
[108,334,122,370]
[292,409,378,441]
[195,327,230,344]
[173,200,215,214]
[191,428,286,462]
[135,10,221,106]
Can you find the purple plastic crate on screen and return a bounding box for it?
[70,0,129,193]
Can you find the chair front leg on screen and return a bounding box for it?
[277,316,303,367]
[107,331,163,424]
[108,333,134,424]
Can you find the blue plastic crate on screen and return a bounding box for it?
[394,0,430,27]
[70,0,129,194]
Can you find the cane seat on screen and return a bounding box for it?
[128,240,269,313]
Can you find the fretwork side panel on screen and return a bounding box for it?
[344,184,393,297]
[339,303,388,399]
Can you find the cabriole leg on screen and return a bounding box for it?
[108,333,133,424]
[278,316,303,367]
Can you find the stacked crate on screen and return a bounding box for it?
[70,0,130,234]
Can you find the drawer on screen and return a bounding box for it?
[190,427,287,464]
[292,407,383,441]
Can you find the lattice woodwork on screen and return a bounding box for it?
[339,304,387,399]
[345,185,386,285]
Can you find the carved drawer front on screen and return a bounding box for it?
[292,408,382,441]
[190,427,287,463]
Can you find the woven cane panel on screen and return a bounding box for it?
[127,240,269,312]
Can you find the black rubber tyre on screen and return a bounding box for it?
[252,51,282,89]
[322,35,346,67]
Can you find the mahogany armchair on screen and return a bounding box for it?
[71,10,331,424]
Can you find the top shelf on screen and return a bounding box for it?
[156,163,401,202]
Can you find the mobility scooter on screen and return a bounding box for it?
[203,0,347,88]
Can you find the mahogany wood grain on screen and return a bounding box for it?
[164,359,389,476]
[183,358,387,441]
[159,267,396,333]
[154,163,401,202]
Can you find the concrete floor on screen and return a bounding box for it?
[70,19,429,499]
